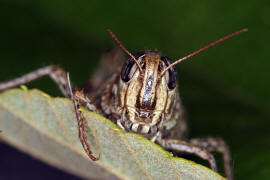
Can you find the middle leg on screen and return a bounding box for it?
[0,65,72,98]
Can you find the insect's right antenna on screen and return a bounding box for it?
[160,28,248,77]
[107,29,143,73]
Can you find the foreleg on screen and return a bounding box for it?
[71,87,100,161]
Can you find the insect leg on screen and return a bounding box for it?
[191,138,232,180]
[0,65,72,98]
[72,88,100,113]
[157,139,217,171]
[71,88,100,161]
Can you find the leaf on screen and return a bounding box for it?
[0,88,224,180]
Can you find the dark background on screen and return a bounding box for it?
[0,1,269,179]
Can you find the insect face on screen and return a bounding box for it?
[117,50,178,137]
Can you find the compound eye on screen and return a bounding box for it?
[121,59,135,82]
[167,69,177,89]
[121,51,145,82]
[161,56,177,90]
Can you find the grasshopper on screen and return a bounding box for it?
[0,28,247,180]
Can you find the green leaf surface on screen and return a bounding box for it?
[0,88,224,180]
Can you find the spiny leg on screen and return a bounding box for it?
[0,65,72,98]
[71,87,100,161]
[191,138,232,180]
[157,138,217,171]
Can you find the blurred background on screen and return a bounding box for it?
[0,0,269,179]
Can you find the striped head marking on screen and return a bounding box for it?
[118,50,178,135]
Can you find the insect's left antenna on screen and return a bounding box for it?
[107,29,143,73]
[160,28,248,76]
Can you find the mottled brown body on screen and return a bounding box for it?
[0,29,248,180]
